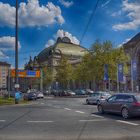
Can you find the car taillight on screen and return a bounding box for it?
[133,102,140,106]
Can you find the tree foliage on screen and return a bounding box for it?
[73,40,129,85]
[42,66,53,89]
[56,56,73,88]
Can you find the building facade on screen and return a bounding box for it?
[25,37,88,71]
[25,37,88,89]
[0,62,10,90]
[124,32,140,91]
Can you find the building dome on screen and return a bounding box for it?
[37,37,88,63]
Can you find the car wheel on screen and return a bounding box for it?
[97,105,104,114]
[86,99,90,104]
[121,108,130,119]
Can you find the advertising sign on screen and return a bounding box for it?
[11,69,40,78]
[118,63,124,82]
[104,64,109,81]
[131,60,137,81]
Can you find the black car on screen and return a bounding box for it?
[97,93,140,119]
[23,92,37,101]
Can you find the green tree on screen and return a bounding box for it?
[56,56,73,88]
[73,40,130,90]
[42,66,53,89]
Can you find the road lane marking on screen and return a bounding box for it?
[91,114,104,118]
[79,119,106,122]
[64,108,71,110]
[40,103,45,105]
[75,111,85,114]
[27,121,54,123]
[0,120,6,122]
[53,106,60,108]
[116,120,139,126]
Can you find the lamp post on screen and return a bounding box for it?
[15,0,19,89]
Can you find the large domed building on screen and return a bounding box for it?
[25,36,88,77]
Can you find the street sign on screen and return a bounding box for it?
[104,64,109,81]
[10,69,40,78]
[118,63,124,82]
[14,84,20,88]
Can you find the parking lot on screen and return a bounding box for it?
[0,97,140,140]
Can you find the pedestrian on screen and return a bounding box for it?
[15,89,21,104]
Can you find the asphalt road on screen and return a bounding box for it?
[1,97,140,140]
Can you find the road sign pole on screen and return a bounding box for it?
[117,65,119,92]
[131,60,134,92]
[8,68,10,98]
[40,68,43,91]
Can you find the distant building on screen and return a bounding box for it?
[25,37,88,76]
[0,62,10,90]
[25,36,88,89]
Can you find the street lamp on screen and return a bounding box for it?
[15,0,19,89]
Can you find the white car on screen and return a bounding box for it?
[86,91,111,105]
[36,91,44,99]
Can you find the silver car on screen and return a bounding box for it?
[86,91,111,105]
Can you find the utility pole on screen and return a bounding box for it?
[15,0,19,89]
[40,68,43,91]
[8,68,10,98]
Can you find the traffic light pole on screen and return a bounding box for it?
[15,0,19,89]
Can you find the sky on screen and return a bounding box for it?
[0,0,140,68]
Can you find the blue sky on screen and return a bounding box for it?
[0,0,140,68]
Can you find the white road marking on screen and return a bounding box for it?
[75,111,85,114]
[0,120,6,122]
[79,119,106,122]
[27,121,54,123]
[91,114,104,118]
[40,103,45,105]
[116,120,139,126]
[64,108,71,110]
[54,106,60,108]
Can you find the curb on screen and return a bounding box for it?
[0,101,38,108]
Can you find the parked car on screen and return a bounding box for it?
[85,89,94,95]
[36,91,44,99]
[97,93,140,119]
[66,90,76,96]
[23,92,37,100]
[86,91,111,104]
[75,89,86,95]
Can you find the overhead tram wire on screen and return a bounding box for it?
[80,0,100,45]
[77,1,100,140]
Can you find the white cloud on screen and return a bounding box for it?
[0,0,64,27]
[56,29,80,45]
[117,38,131,48]
[45,29,80,47]
[0,36,21,50]
[0,2,15,27]
[59,0,73,8]
[113,0,140,31]
[45,39,55,48]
